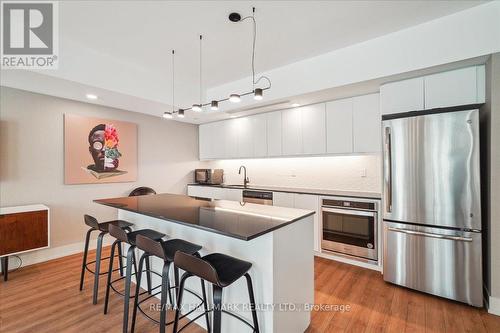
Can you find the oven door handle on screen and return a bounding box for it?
[321,207,376,217]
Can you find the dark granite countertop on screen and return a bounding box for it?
[94,193,315,241]
[188,183,381,200]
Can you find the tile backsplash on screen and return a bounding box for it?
[205,154,381,193]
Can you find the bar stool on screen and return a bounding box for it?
[173,252,259,333]
[130,234,210,333]
[103,224,165,331]
[79,214,134,304]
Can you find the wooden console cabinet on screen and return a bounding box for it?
[0,205,50,281]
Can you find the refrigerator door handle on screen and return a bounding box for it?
[384,127,392,213]
[387,227,473,242]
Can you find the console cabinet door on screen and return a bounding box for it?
[352,93,381,153]
[326,98,353,154]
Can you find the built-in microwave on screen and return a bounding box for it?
[321,197,378,262]
[194,169,224,185]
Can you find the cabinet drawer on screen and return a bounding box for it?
[0,210,48,255]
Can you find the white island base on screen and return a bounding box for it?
[119,210,314,333]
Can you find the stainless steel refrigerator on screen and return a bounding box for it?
[382,109,482,307]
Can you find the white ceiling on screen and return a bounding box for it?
[0,0,488,123]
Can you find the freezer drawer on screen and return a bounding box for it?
[383,221,482,306]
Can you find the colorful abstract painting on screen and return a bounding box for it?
[64,114,137,184]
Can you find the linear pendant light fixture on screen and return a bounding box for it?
[166,7,271,118]
[163,50,176,119]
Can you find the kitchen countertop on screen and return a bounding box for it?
[94,193,315,241]
[188,183,381,199]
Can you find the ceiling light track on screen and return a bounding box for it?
[165,7,271,119]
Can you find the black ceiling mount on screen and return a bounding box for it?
[228,12,241,22]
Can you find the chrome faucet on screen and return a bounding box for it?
[238,165,249,188]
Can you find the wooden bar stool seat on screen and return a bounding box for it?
[79,214,134,305]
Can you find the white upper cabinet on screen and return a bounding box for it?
[236,117,253,158]
[301,104,326,155]
[424,65,486,109]
[326,98,353,154]
[225,119,239,158]
[267,111,282,157]
[352,93,381,153]
[282,107,303,156]
[251,114,268,158]
[380,77,424,115]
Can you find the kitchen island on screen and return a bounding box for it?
[95,193,315,333]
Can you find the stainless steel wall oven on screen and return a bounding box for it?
[321,197,379,262]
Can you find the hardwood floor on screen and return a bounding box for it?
[1,250,499,333]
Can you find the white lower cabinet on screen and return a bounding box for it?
[293,194,320,253]
[272,192,295,208]
[273,191,320,253]
[187,185,242,201]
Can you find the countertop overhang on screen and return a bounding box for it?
[94,193,314,241]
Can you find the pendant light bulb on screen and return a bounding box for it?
[254,88,263,100]
[211,100,219,111]
[163,112,173,119]
[177,109,185,118]
[229,94,241,103]
[192,104,202,112]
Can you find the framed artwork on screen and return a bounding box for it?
[64,114,137,184]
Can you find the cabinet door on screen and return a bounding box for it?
[211,121,227,159]
[273,192,295,208]
[301,104,326,155]
[293,194,320,252]
[326,98,353,154]
[251,114,268,158]
[267,111,282,157]
[236,117,253,158]
[187,185,214,199]
[222,188,243,201]
[380,77,424,115]
[353,93,381,153]
[225,119,239,158]
[424,66,482,109]
[282,108,302,156]
[198,123,212,160]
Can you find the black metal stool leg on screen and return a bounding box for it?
[1,256,8,282]
[173,272,189,333]
[92,231,106,304]
[122,245,136,333]
[104,241,118,314]
[173,266,180,306]
[145,255,152,295]
[212,285,223,333]
[201,279,211,333]
[117,242,124,277]
[245,273,259,333]
[131,253,147,333]
[79,228,93,291]
[159,261,171,333]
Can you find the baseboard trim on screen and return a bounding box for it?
[0,238,112,273]
[489,295,500,316]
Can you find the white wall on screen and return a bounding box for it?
[206,154,381,193]
[0,87,201,265]
[208,1,500,111]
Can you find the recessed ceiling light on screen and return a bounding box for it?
[86,94,98,100]
[292,103,300,107]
